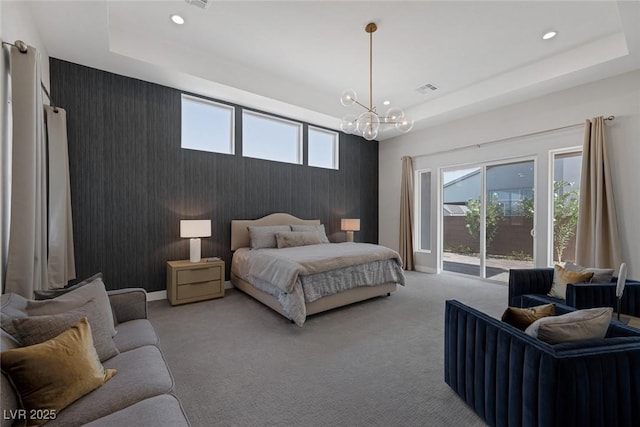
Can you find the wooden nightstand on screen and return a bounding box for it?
[166,259,224,306]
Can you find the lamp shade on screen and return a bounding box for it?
[341,218,361,232]
[180,220,211,238]
[616,262,628,298]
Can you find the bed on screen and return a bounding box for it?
[230,213,405,326]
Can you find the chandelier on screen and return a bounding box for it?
[340,23,414,141]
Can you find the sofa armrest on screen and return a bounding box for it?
[508,268,554,304]
[567,282,640,317]
[108,288,147,323]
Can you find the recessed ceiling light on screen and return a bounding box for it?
[171,14,185,25]
[383,100,391,106]
[542,31,557,40]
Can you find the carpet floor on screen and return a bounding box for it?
[148,271,508,427]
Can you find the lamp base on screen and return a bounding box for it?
[189,238,201,263]
[345,231,354,242]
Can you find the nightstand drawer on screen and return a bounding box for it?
[177,280,222,300]
[177,266,221,285]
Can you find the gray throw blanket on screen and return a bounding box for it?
[246,242,404,294]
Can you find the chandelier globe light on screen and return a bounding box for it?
[340,22,413,141]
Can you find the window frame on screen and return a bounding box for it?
[241,109,303,165]
[307,126,339,170]
[180,94,235,155]
[548,146,583,266]
[416,169,432,253]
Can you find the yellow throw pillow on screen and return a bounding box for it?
[501,303,556,330]
[548,264,594,300]
[0,317,117,426]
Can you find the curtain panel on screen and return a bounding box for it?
[46,106,76,287]
[575,116,622,269]
[399,156,414,270]
[3,44,76,297]
[4,45,48,297]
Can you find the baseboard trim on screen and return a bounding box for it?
[146,290,167,301]
[415,265,437,274]
[146,281,232,301]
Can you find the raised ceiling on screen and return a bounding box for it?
[25,1,640,140]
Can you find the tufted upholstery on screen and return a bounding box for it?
[444,300,640,427]
[508,268,640,317]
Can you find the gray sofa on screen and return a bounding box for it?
[1,288,190,426]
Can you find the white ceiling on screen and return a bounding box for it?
[25,1,640,140]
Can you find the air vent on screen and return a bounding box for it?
[185,0,210,10]
[416,83,438,95]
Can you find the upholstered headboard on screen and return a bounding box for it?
[230,213,320,251]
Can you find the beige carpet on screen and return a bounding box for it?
[148,271,508,427]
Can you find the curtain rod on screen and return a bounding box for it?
[408,116,614,160]
[2,39,59,113]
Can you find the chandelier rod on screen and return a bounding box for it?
[366,22,377,113]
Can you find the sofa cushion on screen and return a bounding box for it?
[564,262,614,283]
[548,264,594,299]
[82,394,190,427]
[44,345,174,426]
[33,272,103,300]
[11,298,119,362]
[26,279,117,337]
[0,318,117,426]
[0,293,29,336]
[113,319,159,353]
[501,303,556,330]
[1,331,20,427]
[525,306,613,344]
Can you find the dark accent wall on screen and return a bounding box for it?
[50,58,379,292]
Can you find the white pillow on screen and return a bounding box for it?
[525,307,612,344]
[564,262,614,283]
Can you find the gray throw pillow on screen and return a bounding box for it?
[290,224,330,243]
[33,272,103,300]
[0,293,29,337]
[248,225,291,249]
[26,278,117,337]
[12,298,119,362]
[564,262,614,283]
[525,307,613,344]
[275,231,323,249]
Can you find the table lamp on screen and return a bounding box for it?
[180,220,211,262]
[341,218,360,242]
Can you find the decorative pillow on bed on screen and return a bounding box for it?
[548,264,594,300]
[563,262,614,283]
[275,231,323,249]
[248,225,292,249]
[290,224,330,243]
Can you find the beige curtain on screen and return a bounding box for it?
[575,116,621,268]
[4,45,48,297]
[46,106,76,288]
[399,156,414,270]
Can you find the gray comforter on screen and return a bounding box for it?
[232,243,405,325]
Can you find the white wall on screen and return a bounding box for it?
[379,70,640,279]
[0,2,50,288]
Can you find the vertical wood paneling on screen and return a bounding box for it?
[50,59,379,292]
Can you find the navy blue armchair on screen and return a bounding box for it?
[444,300,640,427]
[508,268,640,317]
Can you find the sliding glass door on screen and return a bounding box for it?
[442,167,482,277]
[441,159,535,281]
